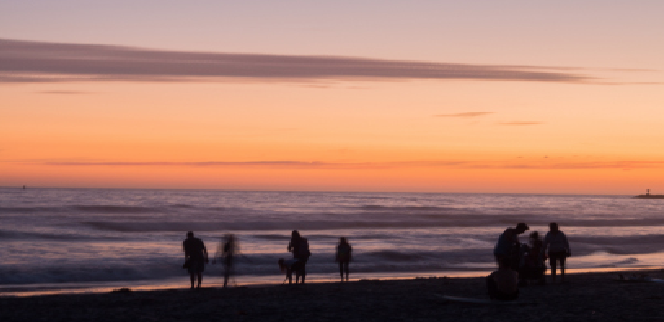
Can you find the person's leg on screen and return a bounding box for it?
[197,273,202,288]
[559,256,566,282]
[300,261,306,284]
[224,265,230,287]
[189,273,195,289]
[343,261,349,281]
[287,268,293,284]
[550,256,558,282]
[339,262,344,281]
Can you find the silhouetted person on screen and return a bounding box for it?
[543,222,570,283]
[336,237,352,282]
[183,231,208,289]
[487,258,519,300]
[493,223,529,270]
[222,234,237,288]
[519,231,546,285]
[287,230,311,284]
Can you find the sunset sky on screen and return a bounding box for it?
[2,1,664,194]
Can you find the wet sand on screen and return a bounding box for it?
[2,270,664,322]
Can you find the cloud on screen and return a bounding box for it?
[25,159,664,170]
[498,121,544,126]
[0,38,592,84]
[436,112,493,118]
[38,90,91,94]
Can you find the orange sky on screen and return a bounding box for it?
[2,1,664,194]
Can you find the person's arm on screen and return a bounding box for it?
[542,235,550,255]
[563,233,571,256]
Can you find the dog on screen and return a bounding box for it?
[278,258,306,284]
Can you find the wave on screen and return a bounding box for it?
[0,229,124,241]
[360,205,457,212]
[70,205,157,213]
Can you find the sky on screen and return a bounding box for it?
[2,1,664,194]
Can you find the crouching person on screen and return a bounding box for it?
[278,258,306,284]
[487,258,519,300]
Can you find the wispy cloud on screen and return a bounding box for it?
[435,112,493,118]
[26,159,664,170]
[0,38,593,84]
[38,90,91,94]
[498,121,544,126]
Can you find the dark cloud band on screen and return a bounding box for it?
[31,160,664,170]
[0,38,590,83]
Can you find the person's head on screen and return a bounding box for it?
[187,231,194,238]
[340,237,348,245]
[529,231,539,244]
[549,222,559,232]
[291,230,300,238]
[515,223,529,234]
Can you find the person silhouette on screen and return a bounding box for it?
[222,234,237,288]
[487,258,519,300]
[287,230,311,284]
[336,237,352,282]
[543,222,571,283]
[493,223,529,270]
[182,231,208,289]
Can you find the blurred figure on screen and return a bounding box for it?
[221,234,238,288]
[493,223,529,270]
[543,222,571,283]
[287,230,311,284]
[487,258,519,300]
[336,237,352,282]
[183,231,208,289]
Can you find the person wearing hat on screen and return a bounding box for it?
[493,223,529,269]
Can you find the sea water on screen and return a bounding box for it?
[1,188,663,296]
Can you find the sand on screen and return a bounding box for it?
[2,270,664,322]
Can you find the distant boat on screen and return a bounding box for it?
[634,189,664,199]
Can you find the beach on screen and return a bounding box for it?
[2,270,664,322]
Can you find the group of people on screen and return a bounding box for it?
[489,222,571,300]
[182,230,352,289]
[183,223,570,298]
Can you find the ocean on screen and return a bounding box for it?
[1,188,663,296]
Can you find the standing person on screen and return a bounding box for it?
[520,231,546,285]
[183,231,208,289]
[287,230,311,284]
[336,237,352,282]
[543,222,571,283]
[493,223,529,270]
[222,234,237,288]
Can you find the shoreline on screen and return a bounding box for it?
[2,269,664,322]
[2,266,662,298]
